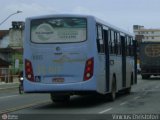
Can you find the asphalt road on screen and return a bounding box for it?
[0,75,160,120]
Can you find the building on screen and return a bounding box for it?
[0,30,10,66]
[133,25,160,43]
[9,21,24,48]
[133,25,160,65]
[0,30,11,82]
[0,21,24,82]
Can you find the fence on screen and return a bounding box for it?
[0,68,20,83]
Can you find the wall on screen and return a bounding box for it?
[9,29,23,48]
[0,36,9,48]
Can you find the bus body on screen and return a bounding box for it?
[140,42,160,79]
[24,14,137,102]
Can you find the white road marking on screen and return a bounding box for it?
[155,86,159,89]
[0,86,17,90]
[134,96,140,100]
[143,91,148,96]
[0,95,18,99]
[0,100,51,114]
[99,108,113,114]
[120,101,128,106]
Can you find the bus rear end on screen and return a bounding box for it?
[24,15,97,99]
[140,42,160,79]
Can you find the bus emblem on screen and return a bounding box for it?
[145,44,160,57]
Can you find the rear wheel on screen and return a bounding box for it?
[19,85,24,94]
[125,73,133,94]
[125,87,131,94]
[50,93,70,103]
[142,75,150,79]
[109,76,116,101]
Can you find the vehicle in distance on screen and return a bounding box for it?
[140,42,160,79]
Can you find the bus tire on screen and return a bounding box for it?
[125,87,131,94]
[131,72,134,85]
[125,73,133,94]
[142,75,150,79]
[109,76,116,101]
[50,93,70,103]
[19,85,24,94]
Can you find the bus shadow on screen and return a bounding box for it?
[34,93,130,110]
[36,95,108,109]
[143,76,160,81]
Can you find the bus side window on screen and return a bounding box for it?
[128,37,132,56]
[125,36,129,56]
[108,30,112,54]
[117,33,121,55]
[127,36,131,56]
[130,38,134,56]
[114,32,118,55]
[97,25,105,53]
[110,30,115,54]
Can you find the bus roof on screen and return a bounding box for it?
[94,17,134,37]
[26,14,134,37]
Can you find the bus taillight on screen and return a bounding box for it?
[84,57,94,81]
[25,59,34,82]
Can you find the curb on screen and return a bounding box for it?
[0,83,19,91]
[0,86,18,90]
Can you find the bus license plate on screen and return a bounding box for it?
[52,78,64,83]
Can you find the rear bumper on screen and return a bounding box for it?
[24,78,97,93]
[141,69,160,75]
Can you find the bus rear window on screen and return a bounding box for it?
[31,18,87,43]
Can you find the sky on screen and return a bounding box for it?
[0,0,160,33]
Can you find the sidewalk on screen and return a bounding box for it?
[0,76,19,90]
[0,82,19,91]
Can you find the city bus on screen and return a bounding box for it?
[24,14,137,103]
